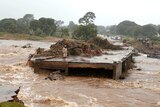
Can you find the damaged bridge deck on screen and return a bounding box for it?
[29,49,133,80]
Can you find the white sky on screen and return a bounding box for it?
[0,0,160,26]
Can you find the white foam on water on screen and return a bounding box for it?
[157,101,160,106]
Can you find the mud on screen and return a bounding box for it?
[132,41,160,57]
[88,37,122,50]
[0,40,160,107]
[34,39,102,58]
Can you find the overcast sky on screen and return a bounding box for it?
[0,0,159,26]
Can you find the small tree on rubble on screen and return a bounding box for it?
[73,11,97,40]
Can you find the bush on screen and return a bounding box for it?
[73,24,97,40]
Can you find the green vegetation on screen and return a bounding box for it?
[0,33,46,40]
[122,36,137,45]
[141,24,157,37]
[0,13,97,40]
[97,26,108,35]
[78,12,96,25]
[68,21,78,34]
[73,24,97,40]
[111,20,159,38]
[59,28,69,37]
[117,21,141,37]
[150,36,160,44]
[73,12,97,40]
[0,102,24,107]
[0,14,57,37]
[0,13,160,41]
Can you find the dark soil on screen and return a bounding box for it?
[34,39,102,57]
[88,37,122,50]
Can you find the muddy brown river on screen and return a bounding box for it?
[0,40,160,107]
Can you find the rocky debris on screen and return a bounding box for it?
[36,47,45,54]
[147,54,160,59]
[33,38,123,58]
[132,49,140,56]
[33,98,51,105]
[45,70,64,81]
[11,45,19,47]
[34,39,102,58]
[88,37,122,50]
[135,68,142,71]
[21,43,32,48]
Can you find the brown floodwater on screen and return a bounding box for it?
[0,40,160,107]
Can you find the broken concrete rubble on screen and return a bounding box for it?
[45,70,64,81]
[21,43,32,48]
[147,54,160,59]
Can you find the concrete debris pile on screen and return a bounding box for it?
[45,70,64,81]
[34,39,102,57]
[147,54,160,59]
[21,43,32,48]
[88,37,122,50]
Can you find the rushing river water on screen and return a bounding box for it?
[0,40,160,107]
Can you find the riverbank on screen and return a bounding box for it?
[0,33,64,42]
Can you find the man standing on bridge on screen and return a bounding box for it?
[62,45,68,58]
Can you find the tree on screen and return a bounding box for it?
[68,21,78,33]
[0,18,17,33]
[108,25,117,35]
[30,20,42,35]
[73,24,97,40]
[59,27,69,37]
[39,18,56,36]
[141,24,157,37]
[117,20,141,36]
[73,12,97,40]
[23,14,34,27]
[30,20,41,31]
[55,20,64,28]
[158,29,160,34]
[78,12,96,25]
[97,25,108,35]
[16,14,34,33]
[30,18,57,36]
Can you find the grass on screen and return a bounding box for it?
[0,33,45,40]
[0,32,76,43]
[0,32,66,42]
[0,32,6,36]
[0,102,24,107]
[122,36,136,45]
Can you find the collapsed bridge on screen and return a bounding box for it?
[29,49,133,80]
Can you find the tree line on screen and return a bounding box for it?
[0,12,97,40]
[116,21,160,38]
[0,14,60,36]
[1,13,159,40]
[102,21,160,39]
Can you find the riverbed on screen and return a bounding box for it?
[0,40,160,107]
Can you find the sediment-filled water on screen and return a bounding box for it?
[0,40,160,107]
